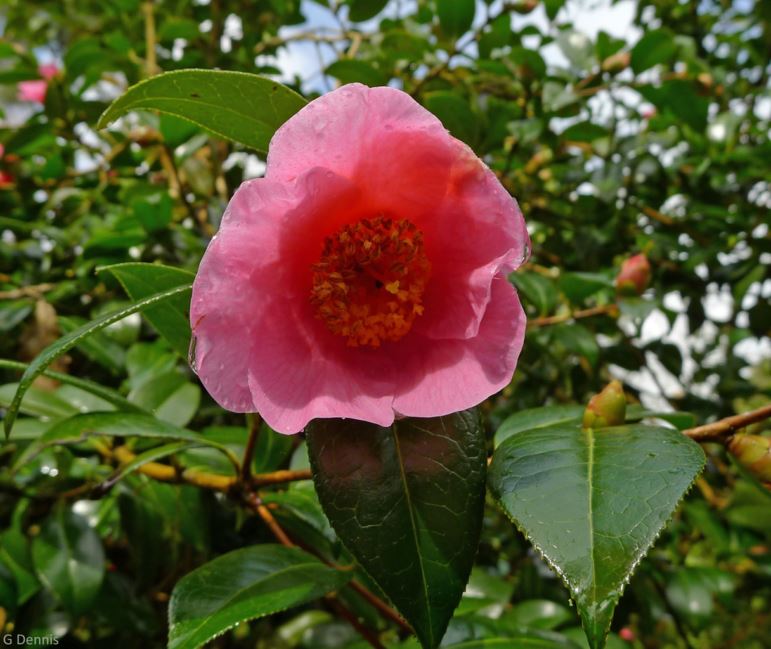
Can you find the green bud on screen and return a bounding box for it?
[583,381,627,429]
[728,434,771,482]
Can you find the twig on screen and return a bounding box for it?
[528,304,618,327]
[142,2,158,77]
[683,404,771,442]
[248,492,294,546]
[325,596,386,649]
[349,580,411,633]
[247,489,412,635]
[254,469,312,487]
[0,283,56,299]
[241,414,261,483]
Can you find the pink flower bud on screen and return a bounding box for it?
[583,381,627,429]
[616,253,651,296]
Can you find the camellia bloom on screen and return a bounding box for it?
[18,63,59,104]
[190,84,529,434]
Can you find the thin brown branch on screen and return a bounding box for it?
[349,580,412,633]
[253,468,312,486]
[246,489,412,635]
[528,304,618,327]
[324,596,386,649]
[248,493,295,546]
[683,404,771,442]
[241,413,261,483]
[0,283,55,299]
[142,2,158,77]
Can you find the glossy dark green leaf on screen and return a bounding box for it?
[424,91,479,145]
[437,0,475,39]
[489,423,705,649]
[347,0,389,22]
[14,412,239,472]
[445,632,582,649]
[631,29,677,73]
[31,507,105,615]
[501,599,574,630]
[168,545,350,649]
[495,405,584,447]
[638,80,708,131]
[97,70,306,152]
[307,411,487,649]
[510,273,558,316]
[326,60,388,86]
[561,123,609,143]
[100,263,194,358]
[558,273,613,303]
[552,324,600,366]
[3,283,191,438]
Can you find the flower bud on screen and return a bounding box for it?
[583,381,627,429]
[512,0,539,14]
[728,434,771,482]
[615,253,651,296]
[602,51,630,73]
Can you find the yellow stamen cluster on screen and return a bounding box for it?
[310,217,431,348]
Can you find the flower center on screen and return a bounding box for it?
[310,217,431,348]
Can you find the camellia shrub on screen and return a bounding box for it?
[0,1,769,649]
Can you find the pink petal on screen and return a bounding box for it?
[392,276,526,418]
[267,84,446,183]
[246,297,396,434]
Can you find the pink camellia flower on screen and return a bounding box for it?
[190,84,529,434]
[18,63,59,104]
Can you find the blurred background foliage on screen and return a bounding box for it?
[0,0,769,648]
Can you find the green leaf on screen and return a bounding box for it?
[631,30,677,74]
[561,123,609,143]
[424,91,479,145]
[638,80,708,132]
[552,323,600,366]
[445,632,581,649]
[495,405,584,447]
[3,283,192,438]
[501,599,574,630]
[97,70,306,153]
[168,544,350,649]
[488,424,705,649]
[558,273,613,303]
[347,0,389,22]
[99,263,194,358]
[437,0,476,39]
[15,412,239,472]
[510,273,558,316]
[326,60,389,86]
[307,411,487,649]
[31,507,105,615]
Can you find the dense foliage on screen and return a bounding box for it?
[1,1,769,648]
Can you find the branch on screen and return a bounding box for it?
[0,283,56,300]
[683,404,771,442]
[528,304,618,327]
[241,414,261,483]
[246,490,412,635]
[142,1,158,77]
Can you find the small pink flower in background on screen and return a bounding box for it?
[190,84,529,434]
[18,63,59,103]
